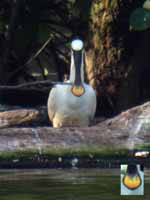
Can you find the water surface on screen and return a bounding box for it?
[0,169,149,200]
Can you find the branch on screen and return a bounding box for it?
[7,36,52,82]
[0,80,72,90]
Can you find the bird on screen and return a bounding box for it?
[121,164,144,195]
[122,164,142,190]
[47,39,96,128]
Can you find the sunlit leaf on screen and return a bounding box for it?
[143,0,150,9]
[44,68,49,76]
[130,7,150,31]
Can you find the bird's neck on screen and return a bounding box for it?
[69,52,84,83]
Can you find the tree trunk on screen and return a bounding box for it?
[86,0,142,116]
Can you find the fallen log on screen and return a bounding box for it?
[0,102,150,167]
[0,109,39,128]
[0,107,49,127]
[0,102,149,155]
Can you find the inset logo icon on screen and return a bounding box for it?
[121,164,144,195]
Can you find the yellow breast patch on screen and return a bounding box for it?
[71,86,85,97]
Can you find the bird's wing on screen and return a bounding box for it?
[87,87,97,120]
[90,90,97,119]
[47,87,57,121]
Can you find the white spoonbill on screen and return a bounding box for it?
[47,39,96,127]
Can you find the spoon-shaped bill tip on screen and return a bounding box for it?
[71,39,83,51]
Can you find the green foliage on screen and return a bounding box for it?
[0,11,9,33]
[38,24,50,44]
[0,19,3,32]
[44,68,49,76]
[130,8,150,31]
[130,0,150,31]
[0,0,90,83]
[143,0,150,9]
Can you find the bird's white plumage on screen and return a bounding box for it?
[71,39,83,51]
[47,39,96,127]
[48,83,96,127]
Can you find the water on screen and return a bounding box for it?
[0,169,149,200]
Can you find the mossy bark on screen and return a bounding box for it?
[86,0,142,116]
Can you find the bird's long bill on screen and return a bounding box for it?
[123,165,142,190]
[71,50,85,97]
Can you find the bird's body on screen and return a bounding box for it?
[48,83,96,127]
[47,39,96,128]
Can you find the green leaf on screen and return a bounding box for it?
[44,68,49,76]
[130,8,150,31]
[143,0,150,10]
[0,17,6,33]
